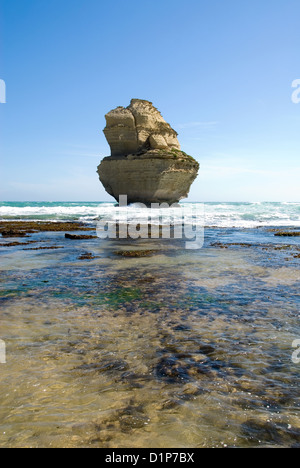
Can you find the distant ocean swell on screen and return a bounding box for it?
[0,202,299,228]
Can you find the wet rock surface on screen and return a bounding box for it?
[0,221,94,237]
[274,231,300,237]
[65,233,97,240]
[114,249,159,258]
[78,252,97,260]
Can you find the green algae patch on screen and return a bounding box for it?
[95,287,142,309]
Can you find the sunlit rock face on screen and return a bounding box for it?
[97,99,199,205]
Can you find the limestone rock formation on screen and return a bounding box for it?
[97,99,199,205]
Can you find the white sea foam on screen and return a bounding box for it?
[0,202,299,228]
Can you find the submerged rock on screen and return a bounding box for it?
[78,252,96,260]
[65,234,97,240]
[114,249,159,258]
[97,99,199,205]
[274,231,300,237]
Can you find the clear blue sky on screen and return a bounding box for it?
[0,0,299,202]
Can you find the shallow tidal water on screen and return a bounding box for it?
[0,227,300,448]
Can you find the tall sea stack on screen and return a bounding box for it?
[97,99,199,205]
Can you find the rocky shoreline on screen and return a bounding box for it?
[0,221,94,238]
[0,221,95,251]
[1,221,300,261]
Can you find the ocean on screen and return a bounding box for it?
[0,201,299,448]
[0,201,300,227]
